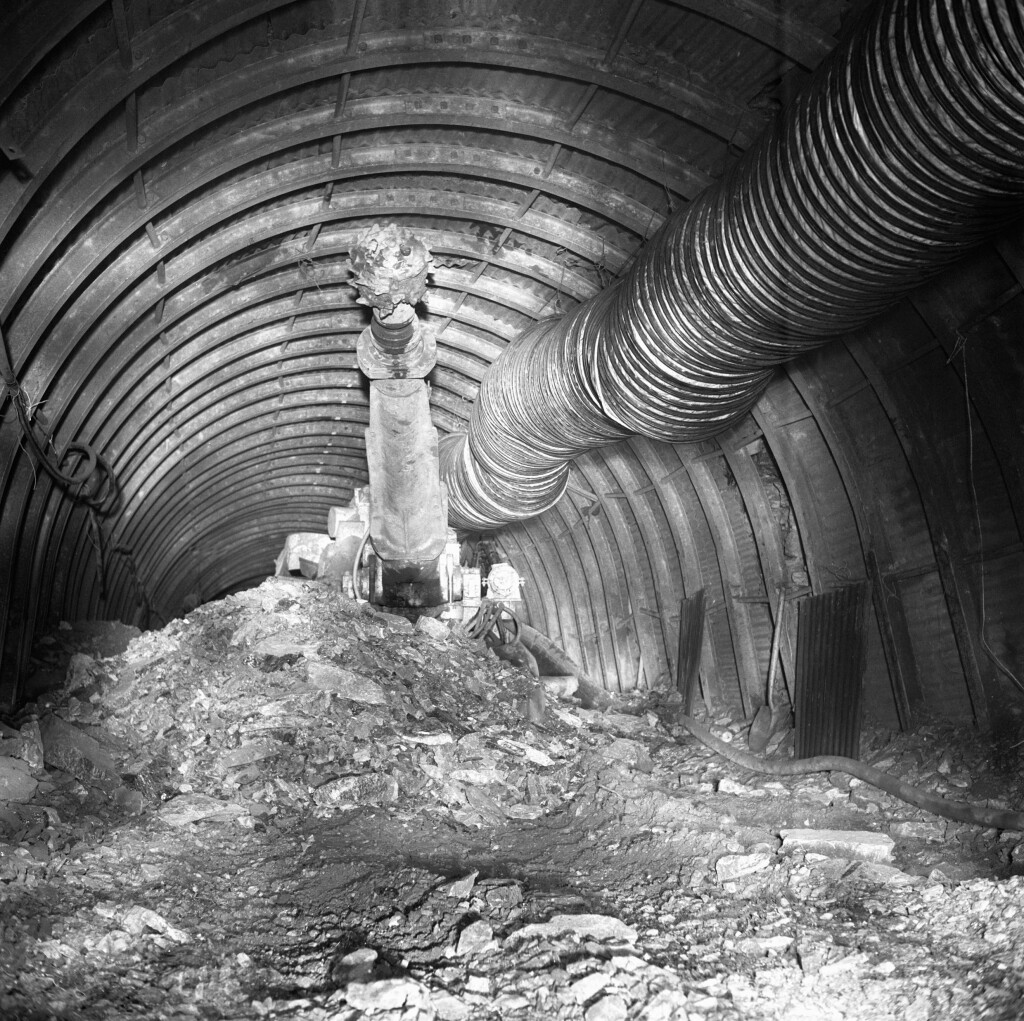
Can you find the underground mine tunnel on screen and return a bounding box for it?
[1,0,1024,1018]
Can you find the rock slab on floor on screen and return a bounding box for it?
[344,978,428,1012]
[716,851,773,882]
[780,828,895,862]
[506,913,638,946]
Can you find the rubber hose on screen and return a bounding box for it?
[516,621,611,710]
[676,713,1024,832]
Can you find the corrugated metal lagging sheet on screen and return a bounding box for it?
[795,583,869,758]
[677,588,705,715]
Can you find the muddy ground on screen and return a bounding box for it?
[1,578,1023,1020]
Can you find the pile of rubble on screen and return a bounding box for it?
[2,577,604,858]
[1,577,1023,1020]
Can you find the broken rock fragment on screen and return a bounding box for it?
[506,913,638,946]
[0,720,45,770]
[780,828,895,862]
[571,971,611,1003]
[0,756,37,803]
[306,661,389,704]
[332,946,378,984]
[313,773,399,807]
[586,994,629,1021]
[215,739,284,773]
[39,714,120,787]
[455,919,494,955]
[484,882,523,910]
[64,652,100,694]
[432,991,471,1020]
[450,766,505,785]
[251,631,319,660]
[439,871,478,899]
[890,818,946,842]
[718,777,767,797]
[735,934,794,957]
[715,851,773,882]
[583,737,653,775]
[415,616,449,640]
[120,905,189,943]
[853,861,917,887]
[157,793,248,826]
[344,977,429,1012]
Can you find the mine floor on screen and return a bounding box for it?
[1,578,1023,1020]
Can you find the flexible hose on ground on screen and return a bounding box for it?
[516,621,612,710]
[676,712,1024,831]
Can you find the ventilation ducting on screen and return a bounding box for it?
[440,0,1024,531]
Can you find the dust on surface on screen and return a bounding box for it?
[2,578,1023,1020]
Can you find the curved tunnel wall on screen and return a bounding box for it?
[0,0,1022,741]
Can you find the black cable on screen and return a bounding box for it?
[464,599,502,640]
[465,599,522,645]
[1,325,120,514]
[2,325,148,622]
[675,712,1024,831]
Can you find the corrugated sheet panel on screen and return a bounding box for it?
[678,588,705,714]
[795,582,868,758]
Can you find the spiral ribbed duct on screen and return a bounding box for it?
[441,0,1024,531]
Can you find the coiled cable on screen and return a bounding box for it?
[1,326,120,515]
[463,598,521,644]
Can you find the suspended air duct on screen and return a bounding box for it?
[440,0,1024,531]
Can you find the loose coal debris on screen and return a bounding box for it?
[2,577,1023,1020]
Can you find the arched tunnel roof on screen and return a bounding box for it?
[1,0,1023,737]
